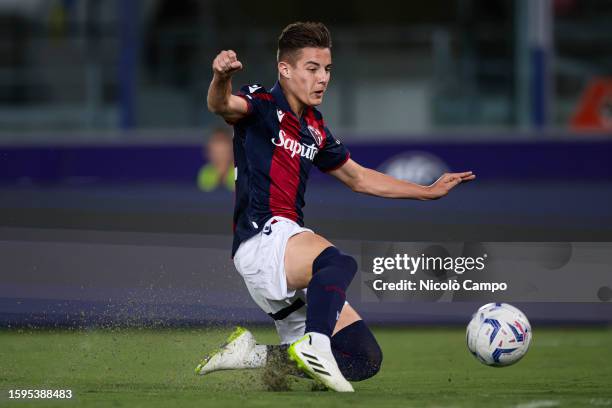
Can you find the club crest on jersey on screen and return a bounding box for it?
[307,125,324,147]
[271,130,318,160]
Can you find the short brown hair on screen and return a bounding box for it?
[277,22,332,63]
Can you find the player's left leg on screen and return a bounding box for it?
[283,233,358,391]
[284,232,357,338]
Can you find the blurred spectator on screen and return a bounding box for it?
[197,127,234,192]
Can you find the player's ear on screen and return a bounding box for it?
[278,61,291,79]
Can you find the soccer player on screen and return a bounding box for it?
[196,22,475,392]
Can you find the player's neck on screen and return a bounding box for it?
[281,84,307,119]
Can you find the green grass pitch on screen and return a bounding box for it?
[1,326,611,407]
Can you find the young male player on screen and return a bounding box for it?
[196,22,475,392]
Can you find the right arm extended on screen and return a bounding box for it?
[207,50,249,124]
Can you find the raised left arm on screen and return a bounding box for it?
[328,159,476,200]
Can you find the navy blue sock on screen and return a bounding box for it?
[304,246,357,337]
[331,320,383,381]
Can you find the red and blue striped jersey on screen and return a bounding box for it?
[231,81,350,256]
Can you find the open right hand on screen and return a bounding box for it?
[212,50,243,79]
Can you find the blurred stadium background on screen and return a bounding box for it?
[1,0,611,328]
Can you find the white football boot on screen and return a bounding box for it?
[195,326,265,375]
[288,332,354,392]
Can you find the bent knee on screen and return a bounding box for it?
[313,248,358,278]
[340,253,358,276]
[358,345,383,381]
[343,342,383,382]
[368,345,383,377]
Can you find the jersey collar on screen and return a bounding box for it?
[270,81,312,121]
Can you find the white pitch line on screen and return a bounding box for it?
[514,400,560,408]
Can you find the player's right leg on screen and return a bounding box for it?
[330,304,383,381]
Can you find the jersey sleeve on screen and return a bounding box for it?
[235,84,272,120]
[313,127,351,172]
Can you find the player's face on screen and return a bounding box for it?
[284,47,332,107]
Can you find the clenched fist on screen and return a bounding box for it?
[212,50,243,79]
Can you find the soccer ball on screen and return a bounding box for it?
[466,303,532,366]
